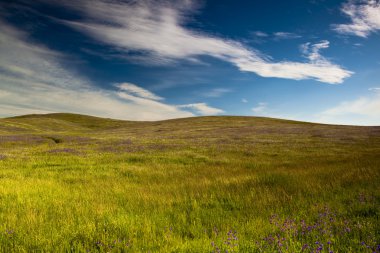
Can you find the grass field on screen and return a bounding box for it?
[0,113,379,252]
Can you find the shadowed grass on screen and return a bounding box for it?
[0,113,379,252]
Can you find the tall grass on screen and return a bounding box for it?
[0,114,379,252]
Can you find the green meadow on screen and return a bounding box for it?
[0,113,379,252]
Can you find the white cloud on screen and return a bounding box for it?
[368,87,380,91]
[52,0,352,84]
[252,102,268,113]
[300,40,330,63]
[250,102,296,120]
[117,82,163,101]
[333,0,380,37]
[252,31,269,37]
[178,103,224,115]
[0,20,193,120]
[273,32,301,40]
[252,31,301,42]
[230,40,352,84]
[232,53,352,84]
[202,88,232,98]
[316,93,380,125]
[242,98,248,103]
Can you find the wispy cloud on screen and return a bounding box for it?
[252,31,269,37]
[252,31,301,40]
[241,98,248,103]
[234,40,352,84]
[300,40,330,63]
[333,0,380,37]
[117,82,163,101]
[50,0,352,84]
[316,93,380,125]
[250,31,301,45]
[273,32,302,40]
[368,87,380,91]
[252,102,268,114]
[201,88,232,98]
[178,103,224,115]
[250,102,295,120]
[0,20,193,120]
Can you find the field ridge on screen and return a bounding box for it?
[0,113,379,252]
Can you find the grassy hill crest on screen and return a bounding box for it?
[0,113,379,252]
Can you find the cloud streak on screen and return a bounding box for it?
[53,0,352,84]
[0,20,195,120]
[301,40,330,63]
[234,40,353,84]
[333,0,380,37]
[317,93,380,125]
[178,103,224,115]
[273,32,301,40]
[117,82,163,101]
[252,102,268,114]
[201,88,232,98]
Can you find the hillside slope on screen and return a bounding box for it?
[2,112,379,136]
[0,113,379,252]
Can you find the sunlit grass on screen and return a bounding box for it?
[0,114,379,252]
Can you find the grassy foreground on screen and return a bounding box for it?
[0,113,379,252]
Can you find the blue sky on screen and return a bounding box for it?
[0,0,379,125]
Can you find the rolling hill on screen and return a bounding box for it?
[0,113,379,252]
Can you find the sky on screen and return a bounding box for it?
[0,0,379,125]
